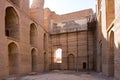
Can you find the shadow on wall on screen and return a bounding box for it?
[96,27,120,80]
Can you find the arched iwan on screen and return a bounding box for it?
[5,7,19,40]
[8,42,19,75]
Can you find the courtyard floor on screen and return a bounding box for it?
[6,71,113,80]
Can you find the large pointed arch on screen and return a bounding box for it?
[108,31,114,76]
[30,23,38,46]
[5,7,19,40]
[31,48,37,72]
[8,42,19,75]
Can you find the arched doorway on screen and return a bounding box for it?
[67,54,75,70]
[108,31,114,76]
[8,42,19,75]
[31,48,37,72]
[5,7,19,40]
[30,23,37,46]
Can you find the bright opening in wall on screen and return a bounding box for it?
[54,48,62,63]
[29,0,33,8]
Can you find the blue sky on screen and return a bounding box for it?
[44,0,96,14]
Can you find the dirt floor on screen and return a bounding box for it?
[6,70,114,80]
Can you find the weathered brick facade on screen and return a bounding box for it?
[0,0,119,80]
[0,0,46,79]
[96,0,120,80]
[44,8,96,71]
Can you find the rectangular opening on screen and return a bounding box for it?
[83,62,86,69]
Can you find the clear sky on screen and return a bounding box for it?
[44,0,96,15]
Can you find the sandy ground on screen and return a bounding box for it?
[6,71,113,80]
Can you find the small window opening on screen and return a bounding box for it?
[54,48,62,63]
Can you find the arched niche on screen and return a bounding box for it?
[30,23,37,46]
[8,42,19,75]
[5,7,19,40]
[31,48,37,72]
[108,31,114,76]
[67,54,75,70]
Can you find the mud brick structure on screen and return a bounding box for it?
[0,0,120,80]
